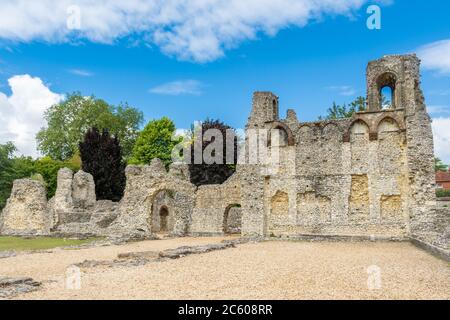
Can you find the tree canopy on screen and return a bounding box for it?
[79,128,126,202]
[435,158,448,172]
[36,93,143,161]
[188,119,238,186]
[128,117,180,167]
[0,143,18,209]
[320,96,367,120]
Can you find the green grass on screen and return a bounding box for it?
[0,236,102,252]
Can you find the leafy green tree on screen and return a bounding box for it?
[36,93,143,161]
[0,144,36,208]
[129,117,180,167]
[0,143,18,209]
[79,128,126,201]
[320,96,367,120]
[435,158,448,172]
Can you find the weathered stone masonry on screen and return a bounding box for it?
[0,54,448,258]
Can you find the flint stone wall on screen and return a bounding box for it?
[190,174,241,235]
[108,159,196,237]
[49,169,119,236]
[0,179,51,235]
[240,54,448,257]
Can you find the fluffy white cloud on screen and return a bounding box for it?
[0,0,368,62]
[150,80,203,96]
[418,39,450,75]
[432,117,450,164]
[0,75,63,157]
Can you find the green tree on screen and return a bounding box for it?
[36,93,143,161]
[0,143,35,209]
[320,96,367,120]
[435,158,448,172]
[0,143,18,209]
[129,117,180,167]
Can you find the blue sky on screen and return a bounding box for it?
[0,0,449,162]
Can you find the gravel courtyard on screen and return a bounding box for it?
[1,237,449,300]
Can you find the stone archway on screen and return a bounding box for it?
[223,204,242,234]
[150,190,174,234]
[159,206,169,232]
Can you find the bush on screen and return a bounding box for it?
[129,117,180,167]
[436,189,450,198]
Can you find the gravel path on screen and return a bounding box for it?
[2,239,449,300]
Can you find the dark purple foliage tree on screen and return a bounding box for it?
[189,119,238,186]
[79,127,125,201]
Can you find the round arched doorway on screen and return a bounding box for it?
[159,206,169,232]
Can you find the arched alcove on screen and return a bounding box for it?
[267,122,295,147]
[223,204,242,234]
[376,72,397,110]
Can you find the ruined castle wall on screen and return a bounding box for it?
[239,55,437,240]
[260,110,409,238]
[109,160,196,237]
[0,179,51,235]
[190,174,241,235]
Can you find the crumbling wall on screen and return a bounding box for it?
[0,179,51,235]
[109,159,196,237]
[151,190,175,233]
[190,174,241,235]
[239,54,435,241]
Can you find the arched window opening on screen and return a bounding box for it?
[269,128,288,147]
[376,72,397,110]
[273,99,278,119]
[380,86,393,110]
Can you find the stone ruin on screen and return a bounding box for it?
[0,54,448,259]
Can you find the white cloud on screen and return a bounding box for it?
[432,117,450,164]
[68,69,94,77]
[327,85,357,96]
[0,0,369,62]
[418,39,450,75]
[0,75,63,157]
[150,80,203,96]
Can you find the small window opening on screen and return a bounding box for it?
[380,86,393,110]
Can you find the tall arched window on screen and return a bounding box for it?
[376,73,397,110]
[380,86,393,109]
